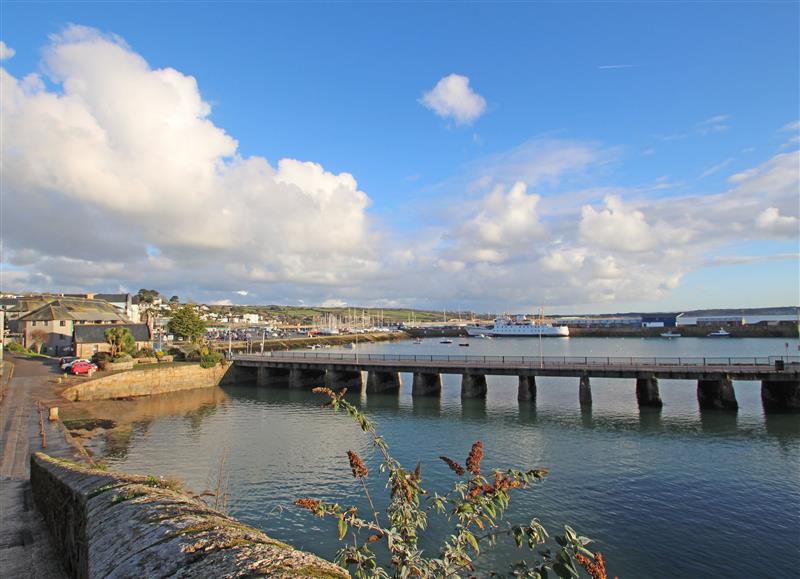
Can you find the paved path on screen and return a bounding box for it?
[0,355,73,578]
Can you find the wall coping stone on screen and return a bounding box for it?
[30,452,348,578]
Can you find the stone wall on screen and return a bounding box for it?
[30,452,348,578]
[62,363,236,401]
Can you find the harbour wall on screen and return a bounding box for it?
[61,363,236,401]
[29,452,347,578]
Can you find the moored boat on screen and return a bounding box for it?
[707,328,731,337]
[465,314,569,337]
[660,331,681,338]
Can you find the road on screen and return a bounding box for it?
[0,355,73,578]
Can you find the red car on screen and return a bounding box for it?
[70,361,98,375]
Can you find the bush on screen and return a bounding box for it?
[113,354,133,363]
[185,349,202,362]
[154,350,164,359]
[199,351,223,368]
[168,347,186,361]
[132,347,155,359]
[92,351,112,365]
[6,342,27,353]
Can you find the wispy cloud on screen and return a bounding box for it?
[698,158,735,179]
[697,114,731,136]
[597,64,639,70]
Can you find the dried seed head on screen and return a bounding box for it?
[466,441,484,476]
[347,450,368,479]
[312,387,335,397]
[295,498,321,512]
[439,456,466,476]
[576,552,610,579]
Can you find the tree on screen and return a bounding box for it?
[105,327,136,358]
[168,305,206,342]
[169,295,180,305]
[136,289,160,303]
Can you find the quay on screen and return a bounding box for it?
[232,352,800,412]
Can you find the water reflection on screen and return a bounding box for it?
[638,407,663,432]
[411,397,441,418]
[699,409,739,435]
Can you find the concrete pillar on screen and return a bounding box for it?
[697,375,738,410]
[461,374,487,399]
[579,374,592,407]
[326,369,363,391]
[761,378,800,413]
[636,376,663,408]
[366,371,401,394]
[257,366,289,387]
[289,368,326,389]
[412,372,442,397]
[518,375,536,402]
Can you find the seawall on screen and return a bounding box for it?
[30,452,347,578]
[62,363,235,402]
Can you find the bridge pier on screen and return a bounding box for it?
[326,369,363,391]
[289,368,326,389]
[412,372,442,397]
[257,366,291,387]
[518,376,536,402]
[366,371,401,394]
[579,374,592,407]
[461,374,487,399]
[761,378,800,412]
[697,375,738,410]
[636,376,663,408]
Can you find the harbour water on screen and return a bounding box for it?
[96,337,799,577]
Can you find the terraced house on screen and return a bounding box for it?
[18,297,132,355]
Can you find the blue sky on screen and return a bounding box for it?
[1,2,798,312]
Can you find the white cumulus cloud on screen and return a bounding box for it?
[0,41,15,60]
[2,25,378,297]
[756,207,799,237]
[420,73,486,125]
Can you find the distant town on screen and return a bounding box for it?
[2,290,798,358]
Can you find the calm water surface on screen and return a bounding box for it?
[99,337,800,577]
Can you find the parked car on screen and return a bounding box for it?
[59,356,79,368]
[61,358,90,371]
[70,361,97,375]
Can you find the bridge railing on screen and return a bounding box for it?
[234,352,800,367]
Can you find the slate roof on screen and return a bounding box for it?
[95,293,130,304]
[74,323,152,343]
[19,298,130,323]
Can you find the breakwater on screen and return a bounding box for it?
[30,452,347,578]
[62,363,235,401]
[210,330,408,353]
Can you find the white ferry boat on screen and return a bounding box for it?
[465,315,569,337]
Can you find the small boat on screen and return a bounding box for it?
[707,328,731,337]
[440,339,453,344]
[458,342,469,347]
[660,331,681,338]
[413,338,423,344]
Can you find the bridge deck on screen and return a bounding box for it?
[234,353,800,381]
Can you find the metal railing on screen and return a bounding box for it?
[234,352,800,368]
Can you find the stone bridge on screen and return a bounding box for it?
[232,353,800,412]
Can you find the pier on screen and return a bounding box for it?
[232,353,800,412]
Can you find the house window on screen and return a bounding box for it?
[60,320,66,327]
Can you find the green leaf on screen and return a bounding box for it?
[552,562,576,579]
[337,515,347,540]
[464,530,480,554]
